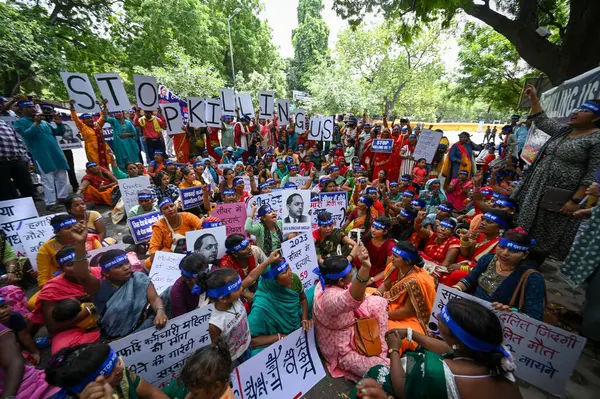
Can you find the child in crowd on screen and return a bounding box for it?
[412,158,429,190]
[0,296,41,363]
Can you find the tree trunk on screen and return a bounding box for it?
[466,1,600,85]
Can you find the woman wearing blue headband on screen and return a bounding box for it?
[245,203,283,255]
[360,216,395,287]
[515,85,600,265]
[46,342,165,399]
[351,299,520,399]
[313,248,390,381]
[77,159,120,207]
[454,227,545,321]
[170,253,212,318]
[388,206,421,247]
[195,249,280,366]
[342,195,375,233]
[314,212,357,260]
[446,166,472,212]
[414,211,460,274]
[248,258,312,355]
[68,223,169,340]
[65,194,108,243]
[128,189,158,218]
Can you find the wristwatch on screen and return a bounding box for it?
[388,348,400,357]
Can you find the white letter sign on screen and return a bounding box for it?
[60,72,100,113]
[133,75,158,111]
[309,116,322,141]
[159,103,184,135]
[321,116,334,142]
[258,91,275,119]
[94,73,131,113]
[205,98,222,128]
[277,99,290,126]
[187,97,206,128]
[220,88,236,116]
[294,109,306,134]
[236,93,254,118]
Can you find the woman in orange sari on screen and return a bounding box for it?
[77,162,119,206]
[372,242,436,351]
[343,196,378,234]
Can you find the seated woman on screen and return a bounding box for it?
[372,242,436,343]
[313,212,356,260]
[0,296,40,362]
[77,161,120,206]
[0,232,27,291]
[388,206,421,247]
[414,213,460,270]
[248,258,312,354]
[146,198,203,269]
[443,209,513,287]
[65,194,107,242]
[46,343,168,399]
[360,217,395,287]
[70,222,168,341]
[220,234,267,280]
[37,215,101,288]
[178,166,202,189]
[170,253,212,318]
[0,323,59,399]
[343,196,377,234]
[350,299,522,399]
[152,171,180,204]
[273,159,288,184]
[29,246,100,354]
[146,150,167,178]
[244,204,283,256]
[419,178,447,213]
[313,249,390,382]
[454,228,545,321]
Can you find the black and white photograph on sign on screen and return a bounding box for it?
[282,189,311,232]
[185,225,226,264]
[55,121,83,150]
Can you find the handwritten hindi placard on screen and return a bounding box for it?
[281,233,319,291]
[412,129,443,164]
[428,285,586,396]
[118,176,152,214]
[0,197,38,225]
[0,221,27,258]
[371,139,394,153]
[289,175,312,189]
[211,202,247,236]
[150,251,185,295]
[231,327,325,399]
[179,186,203,210]
[246,192,284,222]
[17,213,65,270]
[128,211,162,244]
[110,306,213,388]
[241,176,258,194]
[310,193,348,230]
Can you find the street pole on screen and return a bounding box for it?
[227,8,241,90]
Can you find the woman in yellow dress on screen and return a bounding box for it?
[372,241,436,351]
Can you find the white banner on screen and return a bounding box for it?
[281,233,319,291]
[412,129,443,164]
[258,91,275,119]
[118,176,152,215]
[236,93,255,118]
[309,117,322,141]
[321,116,334,142]
[289,175,311,189]
[187,97,206,128]
[0,198,38,225]
[55,121,83,150]
[277,99,290,126]
[231,327,325,399]
[149,251,186,295]
[294,110,306,135]
[205,98,222,128]
[60,72,100,113]
[220,88,236,116]
[246,192,284,222]
[110,306,213,388]
[282,190,311,233]
[94,73,131,113]
[17,213,65,270]
[185,225,227,264]
[429,285,586,396]
[159,103,185,135]
[133,75,158,111]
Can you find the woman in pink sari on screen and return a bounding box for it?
[29,246,100,354]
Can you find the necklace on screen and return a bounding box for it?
[453,357,475,362]
[223,303,242,319]
[497,260,516,273]
[397,268,414,280]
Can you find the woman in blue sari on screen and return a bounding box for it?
[454,228,546,320]
[68,222,169,341]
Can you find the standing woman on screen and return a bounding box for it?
[514,86,600,263]
[399,134,418,177]
[103,108,141,169]
[244,204,283,256]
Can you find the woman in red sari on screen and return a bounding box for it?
[359,216,395,287]
[77,162,119,206]
[371,128,393,179]
[414,214,460,269]
[386,125,405,182]
[441,209,512,287]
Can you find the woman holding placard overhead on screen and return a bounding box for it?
[245,204,283,255]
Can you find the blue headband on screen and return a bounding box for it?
[411,200,425,208]
[100,253,128,271]
[392,246,419,262]
[389,181,398,187]
[318,217,333,226]
[439,220,456,230]
[53,218,77,231]
[202,221,222,228]
[438,204,452,213]
[179,258,202,279]
[257,205,274,217]
[440,305,510,357]
[193,161,203,168]
[581,101,600,117]
[0,297,4,305]
[263,259,289,279]
[330,166,339,172]
[284,183,298,189]
[223,189,236,196]
[193,275,243,298]
[17,101,34,108]
[483,212,509,229]
[358,196,372,207]
[492,192,508,200]
[371,220,388,230]
[56,348,119,398]
[289,165,298,171]
[366,187,377,195]
[401,176,411,182]
[402,191,414,198]
[138,192,153,200]
[400,208,415,220]
[86,162,98,168]
[80,113,93,119]
[233,178,244,186]
[165,160,174,166]
[159,198,173,209]
[498,237,534,252]
[495,199,516,209]
[459,170,469,175]
[259,181,271,190]
[482,189,493,196]
[58,251,75,267]
[312,262,352,290]
[226,238,250,254]
[154,151,165,156]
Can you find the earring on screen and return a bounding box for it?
[451,344,459,351]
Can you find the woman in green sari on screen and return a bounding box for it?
[247,258,312,354]
[351,299,521,399]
